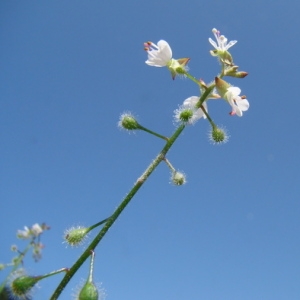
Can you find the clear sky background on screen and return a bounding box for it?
[1,1,300,299]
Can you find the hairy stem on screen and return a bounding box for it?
[50,124,185,299]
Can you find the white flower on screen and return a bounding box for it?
[144,40,172,67]
[224,87,249,116]
[17,226,31,239]
[209,28,237,52]
[174,96,208,124]
[31,223,43,236]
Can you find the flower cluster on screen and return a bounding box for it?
[17,223,45,239]
[144,28,249,126]
[16,223,49,262]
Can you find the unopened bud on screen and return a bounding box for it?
[10,274,40,299]
[233,71,248,78]
[215,77,230,98]
[78,282,99,300]
[224,66,248,78]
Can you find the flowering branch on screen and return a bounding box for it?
[3,28,250,299]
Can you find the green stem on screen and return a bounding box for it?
[88,218,110,231]
[0,243,32,293]
[50,124,185,300]
[196,84,215,108]
[40,268,68,280]
[200,104,216,128]
[184,73,201,86]
[163,157,176,172]
[138,124,169,141]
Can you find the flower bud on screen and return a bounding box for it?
[78,282,99,300]
[224,65,248,78]
[64,226,90,247]
[74,251,105,300]
[171,171,187,186]
[118,113,140,130]
[232,71,248,78]
[10,274,40,299]
[214,77,230,98]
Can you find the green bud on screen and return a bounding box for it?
[78,281,99,300]
[11,275,40,297]
[232,71,248,78]
[214,77,230,98]
[224,65,248,78]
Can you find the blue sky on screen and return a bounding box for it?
[1,1,300,299]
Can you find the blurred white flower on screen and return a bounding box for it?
[31,223,43,236]
[17,226,31,239]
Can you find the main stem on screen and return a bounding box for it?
[50,124,185,299]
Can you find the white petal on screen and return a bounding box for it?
[157,40,172,59]
[145,59,165,67]
[227,86,241,95]
[183,96,199,107]
[192,101,208,120]
[145,40,172,67]
[208,38,218,49]
[238,99,250,111]
[225,40,237,50]
[235,107,243,117]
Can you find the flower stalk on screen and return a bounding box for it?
[50,124,186,299]
[138,124,169,141]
